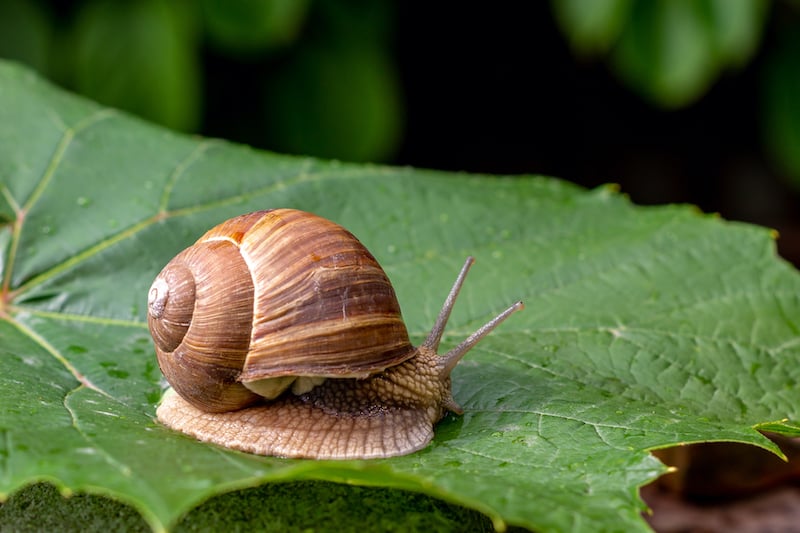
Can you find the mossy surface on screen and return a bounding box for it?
[0,482,503,532]
[0,483,149,533]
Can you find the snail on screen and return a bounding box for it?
[148,208,522,459]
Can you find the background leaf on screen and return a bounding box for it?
[555,0,769,108]
[199,0,311,54]
[1,60,800,532]
[551,0,633,55]
[761,27,800,187]
[0,0,52,73]
[69,0,201,132]
[261,1,402,162]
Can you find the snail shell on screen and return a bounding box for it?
[148,209,413,412]
[149,209,522,459]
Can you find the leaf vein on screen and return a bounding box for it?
[158,139,223,213]
[14,308,147,329]
[63,389,133,478]
[7,315,107,395]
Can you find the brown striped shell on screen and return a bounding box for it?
[147,209,414,413]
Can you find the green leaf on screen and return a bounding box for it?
[708,0,769,68]
[761,28,800,186]
[569,0,769,107]
[551,0,633,55]
[0,0,52,73]
[70,0,201,132]
[199,0,311,53]
[2,60,800,532]
[263,40,403,162]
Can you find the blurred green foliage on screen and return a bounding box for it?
[761,29,800,183]
[200,0,311,54]
[1,0,799,182]
[0,0,401,163]
[552,0,800,186]
[0,0,51,72]
[261,0,402,161]
[552,0,768,108]
[71,0,201,131]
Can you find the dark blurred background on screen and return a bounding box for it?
[2,0,799,264]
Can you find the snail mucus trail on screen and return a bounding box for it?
[148,209,523,459]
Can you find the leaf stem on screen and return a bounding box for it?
[1,186,24,307]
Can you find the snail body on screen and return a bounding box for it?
[149,209,522,459]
